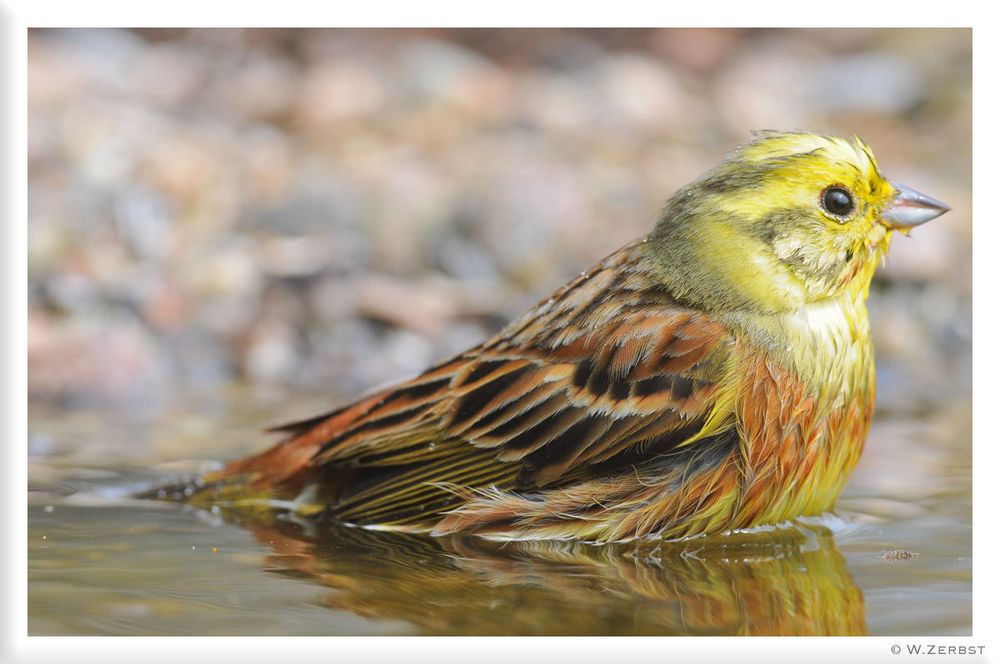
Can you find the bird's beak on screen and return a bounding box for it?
[880,182,950,231]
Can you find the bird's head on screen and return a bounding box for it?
[650,130,949,313]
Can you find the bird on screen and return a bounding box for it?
[167,130,949,543]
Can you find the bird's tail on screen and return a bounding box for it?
[137,390,390,518]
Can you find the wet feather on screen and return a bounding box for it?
[171,131,944,543]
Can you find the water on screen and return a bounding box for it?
[27,389,972,636]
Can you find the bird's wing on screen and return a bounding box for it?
[303,242,738,526]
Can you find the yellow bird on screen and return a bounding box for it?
[169,130,949,542]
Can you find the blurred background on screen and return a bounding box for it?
[27,28,971,445]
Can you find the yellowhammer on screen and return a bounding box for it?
[165,130,949,542]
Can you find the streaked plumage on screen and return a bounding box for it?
[168,130,949,542]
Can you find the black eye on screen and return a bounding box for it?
[822,186,854,217]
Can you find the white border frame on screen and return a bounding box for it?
[6,3,994,663]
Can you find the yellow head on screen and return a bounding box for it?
[649,130,949,312]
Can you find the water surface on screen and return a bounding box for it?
[27,390,972,636]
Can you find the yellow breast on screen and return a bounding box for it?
[781,292,873,399]
[732,291,875,526]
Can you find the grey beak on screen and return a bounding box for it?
[881,182,950,230]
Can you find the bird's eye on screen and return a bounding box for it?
[821,186,855,218]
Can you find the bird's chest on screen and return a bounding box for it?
[732,296,876,524]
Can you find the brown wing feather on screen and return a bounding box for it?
[210,240,736,527]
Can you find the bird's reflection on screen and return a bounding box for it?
[223,512,866,635]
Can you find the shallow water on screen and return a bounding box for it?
[27,390,972,636]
